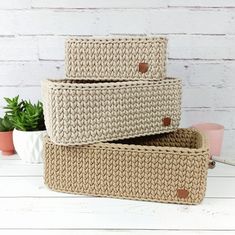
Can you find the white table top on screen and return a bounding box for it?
[0,154,235,235]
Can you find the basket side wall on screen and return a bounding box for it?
[65,37,167,80]
[43,80,182,145]
[44,135,209,205]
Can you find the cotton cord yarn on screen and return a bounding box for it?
[44,129,209,205]
[42,78,181,145]
[65,37,167,80]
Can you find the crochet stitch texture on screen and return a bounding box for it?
[42,78,181,145]
[65,37,167,80]
[44,129,209,205]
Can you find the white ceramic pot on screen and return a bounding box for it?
[13,129,46,163]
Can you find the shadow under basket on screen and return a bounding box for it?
[44,128,209,205]
[42,78,181,145]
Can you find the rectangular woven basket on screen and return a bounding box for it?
[42,78,181,145]
[44,128,209,205]
[65,37,167,80]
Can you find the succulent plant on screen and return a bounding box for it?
[0,115,14,132]
[3,96,46,131]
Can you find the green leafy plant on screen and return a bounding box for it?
[4,96,23,118]
[0,115,14,132]
[4,96,46,131]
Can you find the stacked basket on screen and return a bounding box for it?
[42,37,210,205]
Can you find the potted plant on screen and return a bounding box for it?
[4,96,46,163]
[0,115,15,155]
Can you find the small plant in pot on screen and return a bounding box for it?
[0,115,15,155]
[4,96,46,163]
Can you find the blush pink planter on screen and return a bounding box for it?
[192,123,224,157]
[0,131,15,156]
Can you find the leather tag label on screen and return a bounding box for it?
[162,117,171,126]
[139,63,148,73]
[177,189,189,199]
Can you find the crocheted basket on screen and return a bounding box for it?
[42,78,181,145]
[65,37,167,80]
[44,128,209,205]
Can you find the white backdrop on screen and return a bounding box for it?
[0,0,235,154]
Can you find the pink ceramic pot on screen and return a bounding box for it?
[192,123,224,156]
[0,131,15,156]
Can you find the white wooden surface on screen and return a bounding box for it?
[0,154,235,234]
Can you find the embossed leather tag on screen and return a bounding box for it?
[139,63,148,73]
[162,117,171,126]
[177,189,189,199]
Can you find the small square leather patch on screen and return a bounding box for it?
[139,63,148,73]
[177,189,189,199]
[162,117,171,126]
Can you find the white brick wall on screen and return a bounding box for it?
[0,0,235,155]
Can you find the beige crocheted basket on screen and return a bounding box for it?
[65,37,167,80]
[42,78,181,145]
[44,128,209,205]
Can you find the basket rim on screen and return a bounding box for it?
[66,36,168,44]
[42,77,181,89]
[44,128,209,155]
